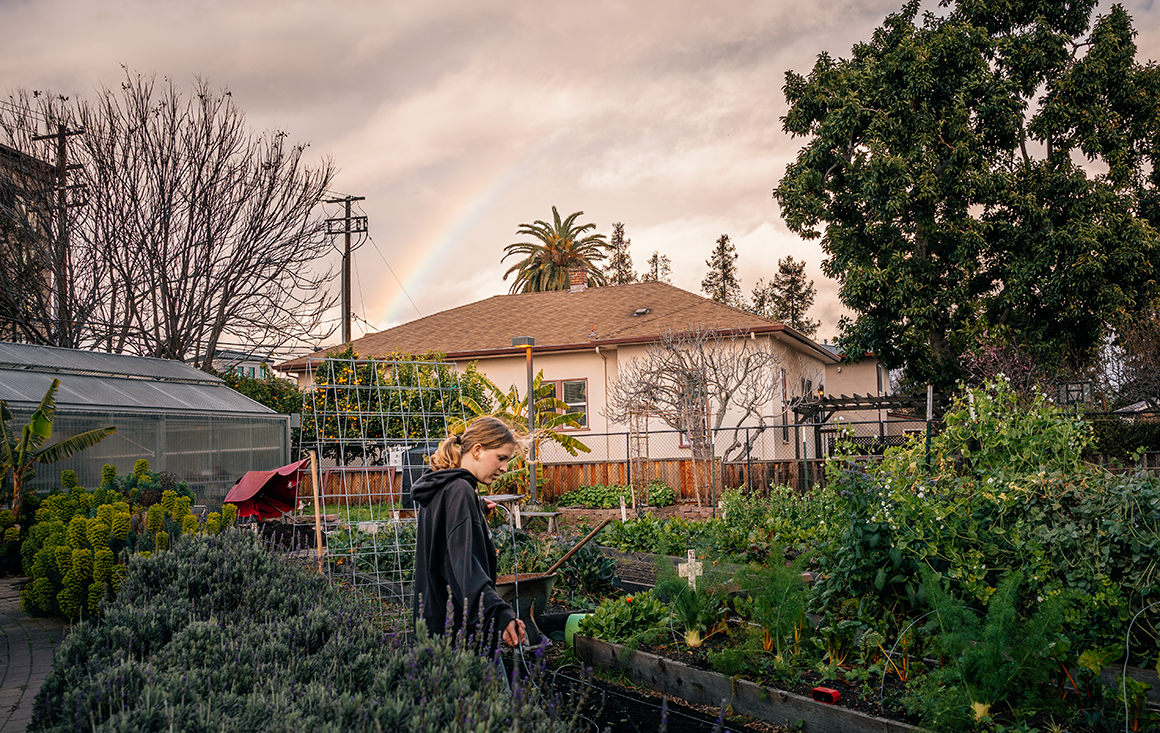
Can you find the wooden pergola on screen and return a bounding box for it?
[791,392,953,423]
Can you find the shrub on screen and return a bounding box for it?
[821,377,1160,666]
[31,531,579,733]
[557,483,632,509]
[1087,415,1160,460]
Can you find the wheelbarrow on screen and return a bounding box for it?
[494,518,612,645]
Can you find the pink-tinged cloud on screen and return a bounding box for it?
[3,0,1157,351]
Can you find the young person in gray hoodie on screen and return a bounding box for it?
[411,416,527,650]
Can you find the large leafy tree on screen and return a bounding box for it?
[775,0,1160,389]
[751,255,821,337]
[501,207,609,293]
[701,234,745,308]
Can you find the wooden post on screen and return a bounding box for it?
[309,450,323,572]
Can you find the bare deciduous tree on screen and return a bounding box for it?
[0,74,336,366]
[606,325,805,505]
[1100,307,1160,411]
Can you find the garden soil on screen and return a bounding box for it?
[538,642,786,733]
[556,504,717,530]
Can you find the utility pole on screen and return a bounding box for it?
[324,196,367,344]
[32,122,84,347]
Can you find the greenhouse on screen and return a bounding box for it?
[0,342,291,506]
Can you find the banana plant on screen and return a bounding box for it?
[452,371,590,493]
[1,379,116,522]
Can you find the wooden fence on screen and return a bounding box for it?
[284,450,1159,508]
[297,467,404,505]
[540,458,827,502]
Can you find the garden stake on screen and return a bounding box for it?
[544,518,613,575]
[309,450,322,573]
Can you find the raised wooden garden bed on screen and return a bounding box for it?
[574,635,919,733]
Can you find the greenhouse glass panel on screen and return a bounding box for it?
[7,407,289,507]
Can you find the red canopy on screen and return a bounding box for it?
[224,459,309,520]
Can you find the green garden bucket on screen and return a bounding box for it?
[564,613,588,648]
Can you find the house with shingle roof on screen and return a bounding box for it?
[276,280,836,440]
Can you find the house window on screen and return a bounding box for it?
[543,379,588,428]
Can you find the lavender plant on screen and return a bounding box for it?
[30,530,587,733]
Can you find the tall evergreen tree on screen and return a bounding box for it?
[701,234,744,308]
[750,255,821,336]
[603,222,636,285]
[641,251,672,284]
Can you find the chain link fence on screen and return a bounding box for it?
[539,407,1160,502]
[537,417,933,501]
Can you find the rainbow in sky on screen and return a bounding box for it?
[379,154,537,328]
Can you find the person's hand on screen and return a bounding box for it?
[502,619,527,647]
[485,499,497,512]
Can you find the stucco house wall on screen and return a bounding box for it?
[278,281,836,465]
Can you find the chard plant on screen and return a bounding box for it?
[736,555,809,667]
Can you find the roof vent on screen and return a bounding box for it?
[632,308,650,317]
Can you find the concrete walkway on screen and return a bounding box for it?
[0,579,68,733]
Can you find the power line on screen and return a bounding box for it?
[352,250,373,339]
[341,197,422,323]
[366,233,423,320]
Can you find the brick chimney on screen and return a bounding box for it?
[569,267,588,293]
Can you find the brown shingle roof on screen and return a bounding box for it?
[277,281,834,371]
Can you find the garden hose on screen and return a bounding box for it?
[490,503,528,686]
[1123,601,1160,733]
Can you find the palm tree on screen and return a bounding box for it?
[2,379,116,521]
[452,371,590,495]
[502,207,610,293]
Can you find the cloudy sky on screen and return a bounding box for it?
[4,0,1159,351]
